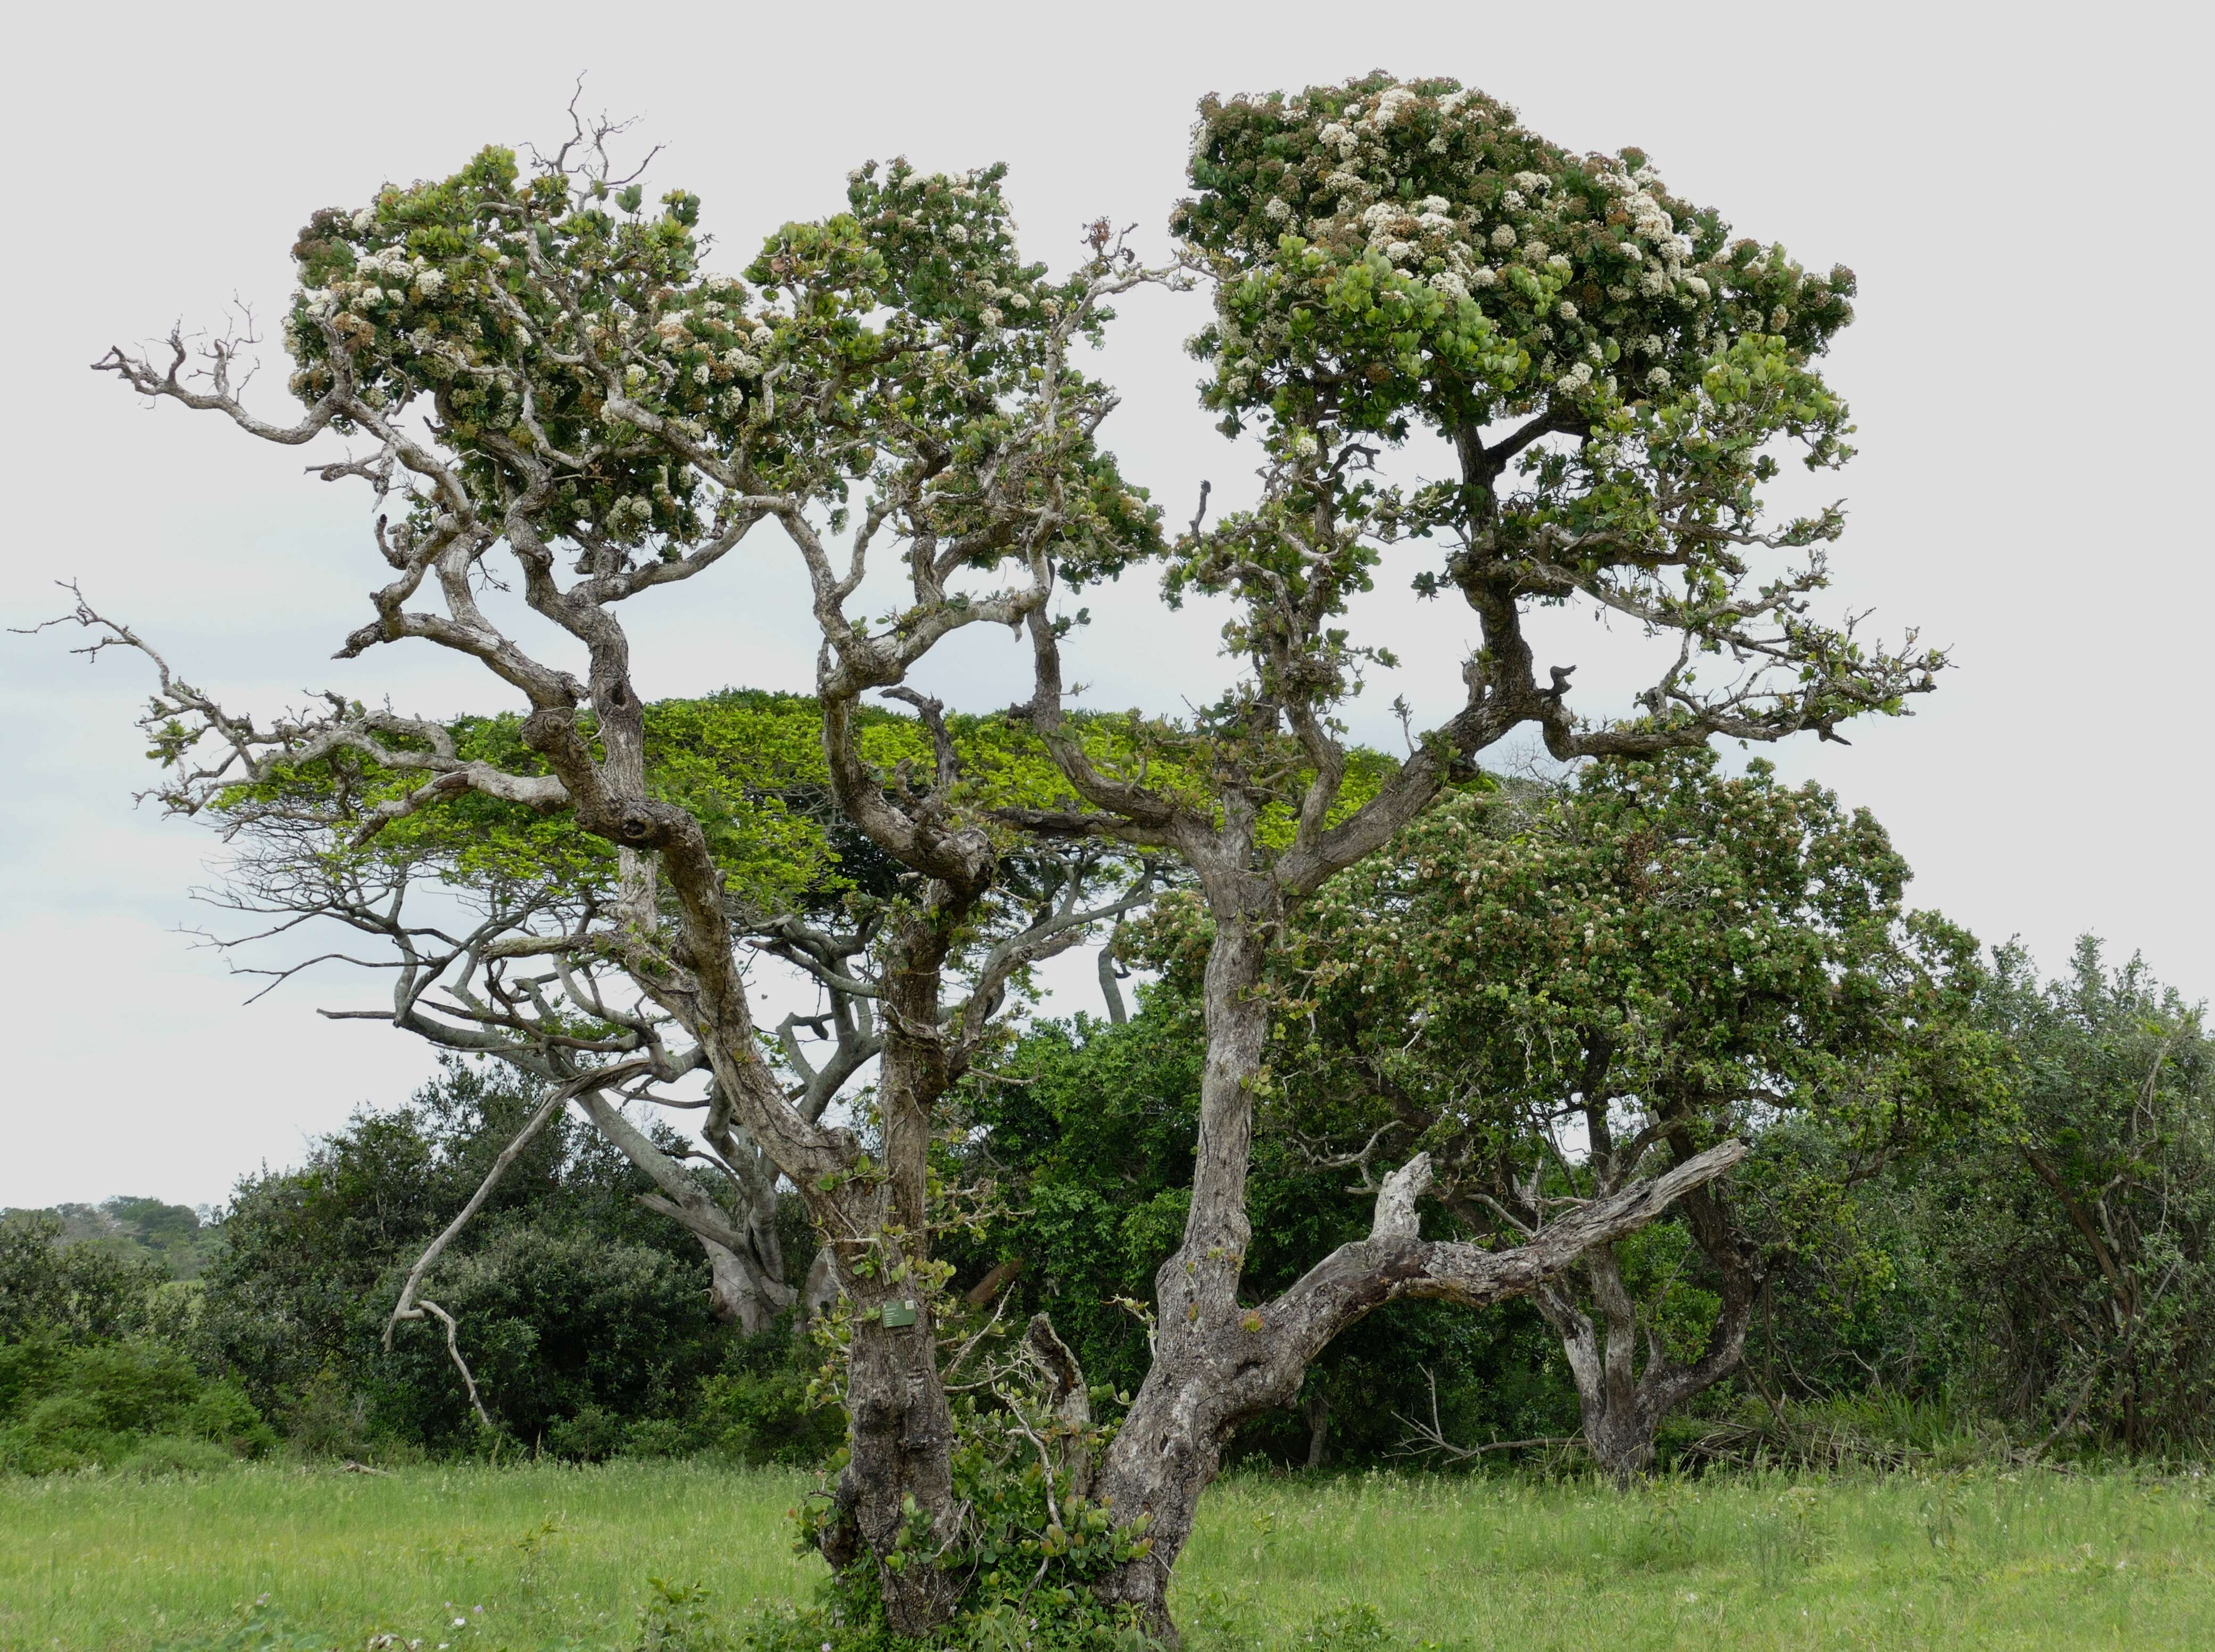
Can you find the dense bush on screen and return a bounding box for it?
[0,1334,274,1473]
[197,1058,828,1460]
[1764,940,2215,1456]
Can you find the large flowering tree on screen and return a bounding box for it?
[1003,74,1943,1623]
[63,115,1169,1632]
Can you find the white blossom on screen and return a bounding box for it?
[1263,197,1292,222]
[946,224,969,244]
[1502,189,1526,212]
[1490,224,1517,249]
[1373,85,1420,126]
[1558,301,1578,320]
[1511,171,1550,195]
[1430,270,1470,301]
[352,208,376,232]
[414,269,446,298]
[1683,275,1711,298]
[979,306,1003,328]
[1647,367,1672,389]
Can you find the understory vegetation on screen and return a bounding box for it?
[9,925,2209,1487]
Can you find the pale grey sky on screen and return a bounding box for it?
[4,0,2208,1208]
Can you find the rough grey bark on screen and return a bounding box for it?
[1086,1141,1745,1621]
[1532,1194,1761,1487]
[1302,1391,1330,1471]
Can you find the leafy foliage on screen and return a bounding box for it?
[197,1058,812,1458]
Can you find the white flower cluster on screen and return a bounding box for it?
[1372,85,1421,126]
[1317,121,1360,158]
[1264,197,1293,222]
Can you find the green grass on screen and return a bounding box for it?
[2,1461,2211,1650]
[0,1461,815,1651]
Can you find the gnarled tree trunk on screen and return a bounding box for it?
[1533,1176,1762,1488]
[1081,917,1751,1633]
[810,893,969,1634]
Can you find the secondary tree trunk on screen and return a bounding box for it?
[1534,1176,1762,1489]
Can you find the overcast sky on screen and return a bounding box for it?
[3,1,2208,1210]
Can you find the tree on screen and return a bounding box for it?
[199,1056,761,1454]
[993,74,1941,1622]
[56,77,1939,1637]
[1933,941,2215,1452]
[62,111,1169,1633]
[1256,749,1988,1482]
[195,687,1151,1342]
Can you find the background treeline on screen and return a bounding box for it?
[6,766,2211,1478]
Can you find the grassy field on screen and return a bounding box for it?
[2,1461,2211,1650]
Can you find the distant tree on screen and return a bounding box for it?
[1247,750,1989,1482]
[201,1057,744,1445]
[0,1214,166,1344]
[1935,942,2214,1452]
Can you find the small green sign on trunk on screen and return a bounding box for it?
[880,1299,919,1328]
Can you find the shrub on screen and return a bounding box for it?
[0,1338,274,1473]
[120,1434,238,1477]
